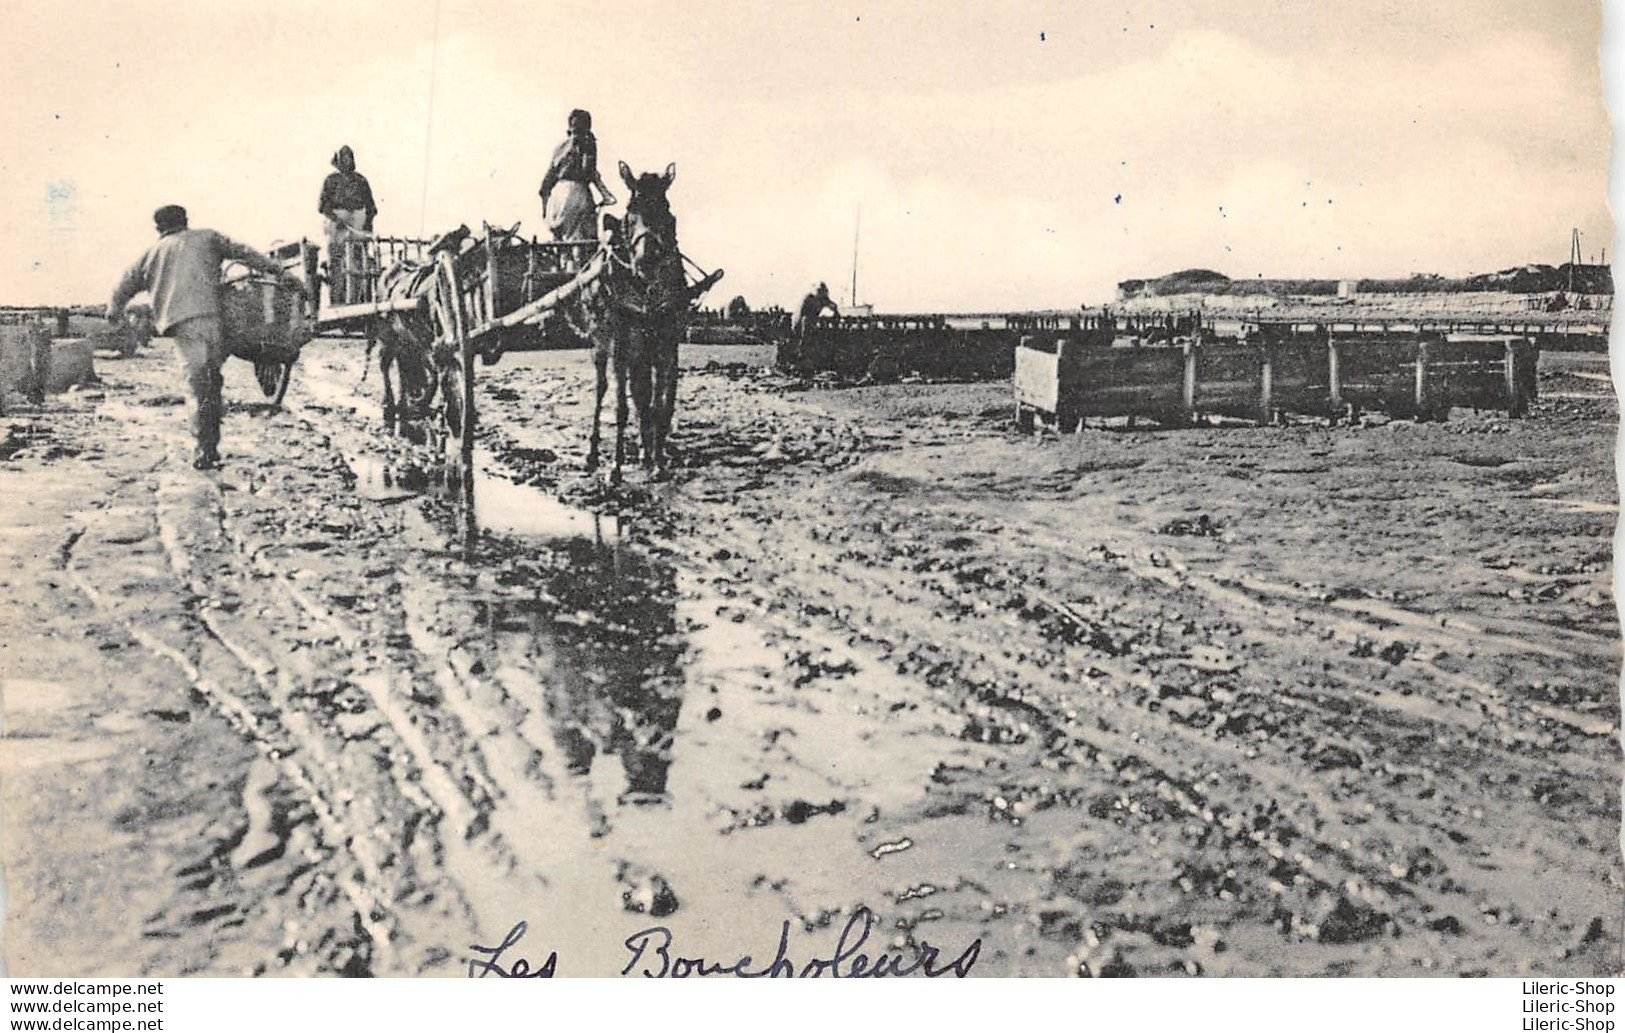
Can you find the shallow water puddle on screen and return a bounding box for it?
[343,439,618,545]
[466,456,620,542]
[344,451,423,503]
[0,678,90,716]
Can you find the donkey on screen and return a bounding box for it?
[560,161,688,482]
[371,224,474,419]
[614,161,688,475]
[374,258,440,418]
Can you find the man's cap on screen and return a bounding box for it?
[154,205,187,232]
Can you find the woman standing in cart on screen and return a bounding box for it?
[318,145,377,305]
[539,109,617,242]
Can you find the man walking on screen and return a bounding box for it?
[108,205,294,469]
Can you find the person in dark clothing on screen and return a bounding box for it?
[108,205,292,468]
[318,145,378,304]
[539,109,617,241]
[793,282,839,335]
[781,283,839,370]
[318,145,377,229]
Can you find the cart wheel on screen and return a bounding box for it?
[255,358,293,406]
[435,252,475,443]
[443,350,476,440]
[455,331,476,443]
[396,351,437,417]
[406,359,437,416]
[442,358,467,438]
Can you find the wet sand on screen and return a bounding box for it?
[0,340,1617,976]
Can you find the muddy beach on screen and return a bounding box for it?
[1,340,1617,977]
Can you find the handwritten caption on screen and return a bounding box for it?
[466,907,981,979]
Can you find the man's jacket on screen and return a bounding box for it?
[109,229,281,334]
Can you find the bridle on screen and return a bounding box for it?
[593,195,680,314]
[620,208,677,275]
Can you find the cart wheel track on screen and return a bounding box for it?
[62,529,399,973]
[57,446,531,974]
[671,483,1615,963]
[302,343,1618,961]
[197,379,650,950]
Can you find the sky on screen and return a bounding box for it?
[0,0,1612,310]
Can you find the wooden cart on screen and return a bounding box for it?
[280,224,721,444]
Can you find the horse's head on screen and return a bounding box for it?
[616,161,681,285]
[482,220,524,254]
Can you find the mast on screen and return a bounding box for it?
[1570,227,1581,292]
[851,206,861,308]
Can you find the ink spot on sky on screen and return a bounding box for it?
[1039,32,1046,41]
[1114,194,1122,204]
[46,180,78,225]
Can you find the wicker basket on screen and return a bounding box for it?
[220,276,311,362]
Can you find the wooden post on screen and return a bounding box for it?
[346,240,359,306]
[1258,343,1274,425]
[1057,337,1080,432]
[1182,340,1197,424]
[1414,340,1430,419]
[1326,330,1342,411]
[23,323,51,404]
[1014,334,1031,431]
[303,241,320,320]
[340,240,352,306]
[1505,338,1526,417]
[485,237,499,330]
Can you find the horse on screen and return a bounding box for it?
[556,161,689,482]
[374,224,502,421]
[616,161,688,476]
[374,256,440,418]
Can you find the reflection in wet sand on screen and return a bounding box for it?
[346,418,622,541]
[484,538,683,809]
[372,413,685,809]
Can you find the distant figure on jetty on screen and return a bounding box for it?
[107,205,293,470]
[540,109,617,242]
[318,145,377,305]
[793,282,839,337]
